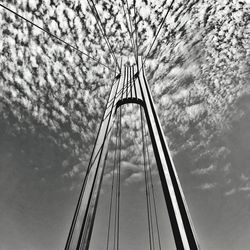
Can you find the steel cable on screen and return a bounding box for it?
[106,116,119,250]
[143,0,175,65]
[0,4,115,72]
[87,0,121,72]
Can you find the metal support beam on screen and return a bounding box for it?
[65,72,124,250]
[136,58,200,250]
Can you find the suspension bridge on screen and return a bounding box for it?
[0,1,200,249]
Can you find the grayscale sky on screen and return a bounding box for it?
[0,0,250,250]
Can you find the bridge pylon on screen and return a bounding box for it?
[65,57,200,250]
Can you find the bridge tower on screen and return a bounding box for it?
[65,57,200,250]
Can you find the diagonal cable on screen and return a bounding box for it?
[65,70,118,248]
[88,0,120,71]
[143,0,175,65]
[0,3,115,72]
[87,0,121,72]
[121,0,137,63]
[125,0,136,53]
[116,106,122,250]
[133,0,139,64]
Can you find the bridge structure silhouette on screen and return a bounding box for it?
[65,57,200,250]
[0,2,201,250]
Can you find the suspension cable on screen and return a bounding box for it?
[87,0,121,72]
[133,0,139,64]
[106,116,119,250]
[143,0,175,65]
[121,0,135,56]
[121,0,137,63]
[0,4,115,72]
[113,153,118,250]
[116,106,122,250]
[140,106,154,250]
[125,0,136,57]
[113,108,122,250]
[65,69,118,248]
[144,139,156,249]
[144,114,162,250]
[142,107,156,250]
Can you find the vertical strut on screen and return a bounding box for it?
[136,57,199,250]
[117,107,122,250]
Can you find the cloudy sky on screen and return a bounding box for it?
[0,0,250,249]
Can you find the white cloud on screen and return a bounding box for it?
[28,0,38,10]
[120,161,141,172]
[173,88,189,101]
[223,163,232,174]
[186,104,204,120]
[239,183,250,192]
[62,160,69,168]
[198,183,217,190]
[124,172,144,185]
[1,0,249,190]
[224,188,236,196]
[191,164,217,175]
[240,173,249,182]
[102,171,113,184]
[215,147,231,159]
[62,162,87,178]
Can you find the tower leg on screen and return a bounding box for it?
[136,58,199,250]
[65,73,122,250]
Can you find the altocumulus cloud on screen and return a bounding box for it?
[0,0,249,195]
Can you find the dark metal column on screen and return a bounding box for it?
[65,70,124,250]
[136,57,200,250]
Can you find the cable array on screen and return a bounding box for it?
[143,0,175,64]
[121,0,137,64]
[87,0,121,72]
[0,3,115,72]
[1,0,175,77]
[106,115,119,250]
[133,0,139,63]
[1,1,183,249]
